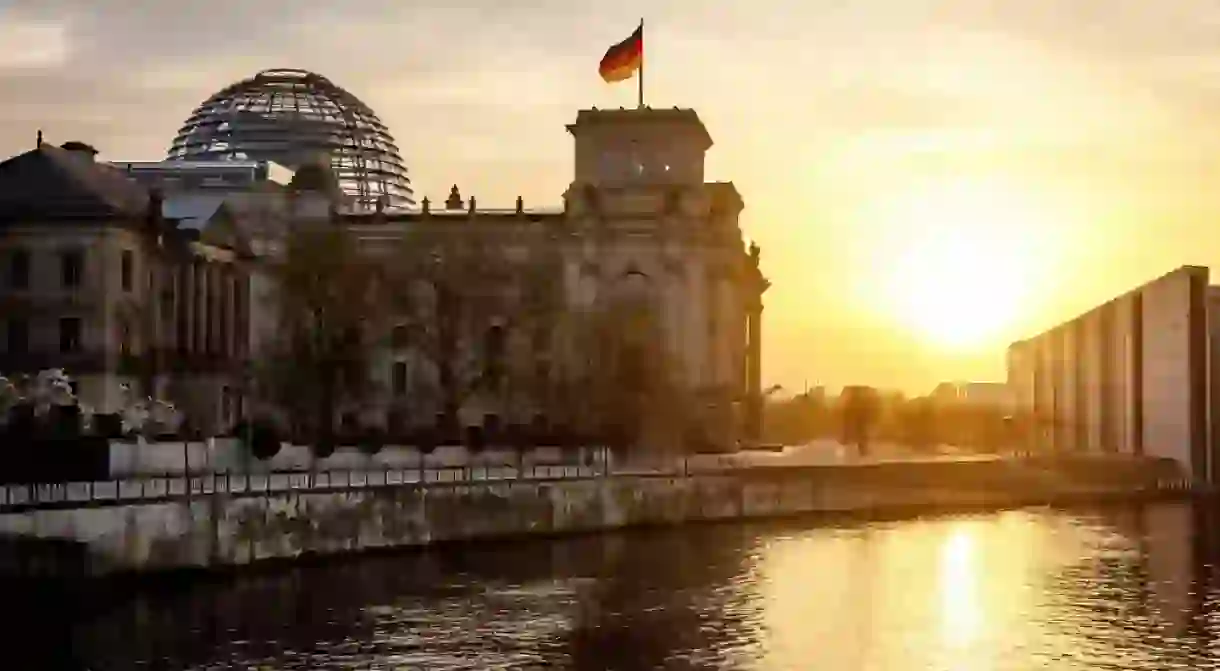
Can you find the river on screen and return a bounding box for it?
[22,501,1220,669]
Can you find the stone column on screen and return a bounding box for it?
[743,243,767,443]
[237,271,249,359]
[224,268,236,360]
[686,263,706,389]
[745,297,763,441]
[197,261,210,356]
[144,255,161,399]
[705,270,720,387]
[210,264,221,355]
[184,260,197,354]
[211,264,223,357]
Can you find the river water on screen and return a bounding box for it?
[31,501,1220,669]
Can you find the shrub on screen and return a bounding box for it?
[358,427,385,456]
[311,432,337,459]
[415,428,438,456]
[463,425,485,454]
[6,402,36,439]
[529,415,549,445]
[248,419,282,461]
[230,419,250,442]
[49,405,82,439]
[507,423,528,452]
[339,413,360,443]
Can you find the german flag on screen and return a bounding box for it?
[598,23,643,83]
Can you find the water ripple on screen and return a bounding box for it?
[49,502,1220,670]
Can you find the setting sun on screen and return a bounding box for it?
[874,177,1045,351]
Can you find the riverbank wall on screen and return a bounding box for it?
[0,455,1193,577]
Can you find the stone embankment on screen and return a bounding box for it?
[0,454,1192,577]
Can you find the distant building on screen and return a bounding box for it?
[931,381,1012,410]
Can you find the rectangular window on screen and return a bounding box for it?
[5,319,28,354]
[8,249,29,290]
[121,250,133,292]
[59,317,81,353]
[392,361,408,396]
[60,250,83,289]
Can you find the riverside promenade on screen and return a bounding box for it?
[0,442,1193,579]
[0,439,980,512]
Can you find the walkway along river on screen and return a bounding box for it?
[0,453,1193,578]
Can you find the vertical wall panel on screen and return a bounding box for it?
[1189,271,1209,482]
[1207,291,1220,484]
[1008,266,1211,477]
[1137,267,1203,474]
[1052,328,1068,453]
[1083,311,1105,452]
[1036,336,1055,451]
[1131,292,1145,457]
[1099,303,1118,452]
[1061,324,1080,451]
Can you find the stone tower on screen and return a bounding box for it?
[562,107,767,444]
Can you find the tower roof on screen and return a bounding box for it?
[567,107,713,149]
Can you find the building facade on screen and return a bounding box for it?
[0,140,255,431]
[1007,266,1215,481]
[333,108,768,447]
[0,106,769,447]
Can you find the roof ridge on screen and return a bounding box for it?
[0,145,154,222]
[39,145,151,216]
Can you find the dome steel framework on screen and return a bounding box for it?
[167,68,413,208]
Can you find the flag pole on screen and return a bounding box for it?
[637,18,645,109]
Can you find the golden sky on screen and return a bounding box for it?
[3,0,1220,394]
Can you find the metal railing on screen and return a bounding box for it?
[0,450,1191,514]
[0,455,741,512]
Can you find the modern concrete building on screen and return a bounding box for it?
[1007,266,1214,481]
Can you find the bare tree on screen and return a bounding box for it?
[257,222,393,457]
[554,299,694,466]
[840,385,881,458]
[383,232,566,439]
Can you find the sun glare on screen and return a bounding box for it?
[875,177,1042,351]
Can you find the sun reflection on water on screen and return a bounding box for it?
[940,527,981,649]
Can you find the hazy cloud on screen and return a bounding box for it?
[3,0,1220,390]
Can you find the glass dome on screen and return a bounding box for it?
[167,68,414,209]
